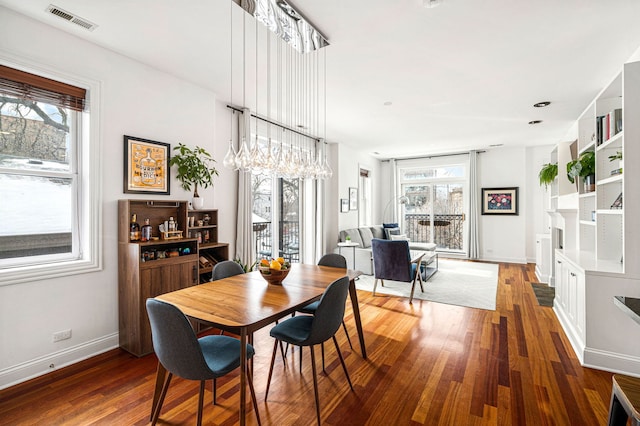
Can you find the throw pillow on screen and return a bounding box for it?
[390,234,409,241]
[382,223,399,229]
[384,227,402,239]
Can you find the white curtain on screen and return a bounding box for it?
[468,150,480,259]
[235,109,254,265]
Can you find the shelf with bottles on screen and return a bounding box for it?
[138,239,198,266]
[119,199,189,244]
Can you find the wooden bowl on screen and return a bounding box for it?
[259,267,290,285]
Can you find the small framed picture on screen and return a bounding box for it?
[481,187,518,215]
[124,135,170,194]
[340,198,349,213]
[349,187,358,210]
[611,193,623,209]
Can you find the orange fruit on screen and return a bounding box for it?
[260,259,270,266]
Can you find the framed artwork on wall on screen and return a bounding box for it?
[123,135,170,194]
[340,198,349,213]
[481,187,518,215]
[349,187,358,210]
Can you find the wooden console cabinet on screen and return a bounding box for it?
[118,199,200,356]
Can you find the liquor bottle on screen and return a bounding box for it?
[140,148,157,186]
[129,214,140,241]
[168,216,176,232]
[141,218,152,242]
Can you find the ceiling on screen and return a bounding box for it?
[3,0,640,159]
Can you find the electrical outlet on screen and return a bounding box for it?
[53,329,72,342]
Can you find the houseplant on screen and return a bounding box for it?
[169,143,219,209]
[566,150,595,192]
[538,163,558,189]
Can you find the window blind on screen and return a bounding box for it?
[0,65,86,111]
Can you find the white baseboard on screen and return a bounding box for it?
[479,255,527,264]
[0,333,119,390]
[583,348,640,377]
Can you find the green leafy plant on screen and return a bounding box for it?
[233,257,257,273]
[566,151,595,184]
[538,163,558,188]
[608,151,622,162]
[169,143,219,198]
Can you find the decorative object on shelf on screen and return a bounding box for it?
[566,150,595,192]
[349,187,358,211]
[609,150,623,176]
[611,193,623,209]
[341,198,349,213]
[169,143,219,210]
[481,187,519,215]
[538,162,558,189]
[123,135,170,195]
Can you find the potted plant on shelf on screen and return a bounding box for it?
[538,162,558,189]
[169,143,219,210]
[566,150,595,193]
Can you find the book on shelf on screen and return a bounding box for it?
[597,109,623,145]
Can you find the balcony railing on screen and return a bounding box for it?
[404,213,464,251]
[253,220,299,263]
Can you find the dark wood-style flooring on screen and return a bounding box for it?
[0,263,615,425]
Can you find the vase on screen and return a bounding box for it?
[192,197,205,210]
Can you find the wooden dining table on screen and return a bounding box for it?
[153,263,366,426]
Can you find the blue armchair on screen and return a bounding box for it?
[371,238,425,303]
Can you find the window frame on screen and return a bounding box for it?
[0,58,102,286]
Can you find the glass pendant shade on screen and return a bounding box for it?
[223,139,238,169]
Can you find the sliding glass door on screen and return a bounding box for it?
[399,161,467,254]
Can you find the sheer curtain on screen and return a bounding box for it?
[235,109,254,265]
[468,150,480,259]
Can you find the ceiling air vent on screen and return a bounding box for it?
[45,4,98,31]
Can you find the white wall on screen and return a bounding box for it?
[335,143,381,233]
[477,148,528,263]
[525,144,555,262]
[0,7,236,388]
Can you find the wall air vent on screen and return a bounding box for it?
[45,4,98,31]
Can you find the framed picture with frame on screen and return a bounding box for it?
[340,198,349,213]
[349,187,358,210]
[123,135,171,194]
[481,187,518,215]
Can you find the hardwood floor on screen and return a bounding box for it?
[0,263,615,425]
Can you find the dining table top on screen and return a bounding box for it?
[155,263,354,333]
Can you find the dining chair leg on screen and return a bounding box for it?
[299,343,303,373]
[321,342,326,372]
[151,371,173,426]
[212,378,217,404]
[309,345,322,426]
[197,380,205,426]
[246,368,262,426]
[265,338,279,401]
[409,277,417,304]
[332,335,354,391]
[342,321,353,350]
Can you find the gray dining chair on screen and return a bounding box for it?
[211,260,245,280]
[146,298,261,426]
[296,254,353,370]
[265,276,354,425]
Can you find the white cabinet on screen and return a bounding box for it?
[553,251,586,355]
[535,233,551,284]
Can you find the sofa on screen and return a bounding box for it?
[335,224,436,275]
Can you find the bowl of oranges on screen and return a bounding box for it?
[258,257,291,285]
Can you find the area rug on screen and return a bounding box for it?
[355,259,499,310]
[531,282,555,307]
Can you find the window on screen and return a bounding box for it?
[0,63,100,284]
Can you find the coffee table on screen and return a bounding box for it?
[411,250,438,281]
